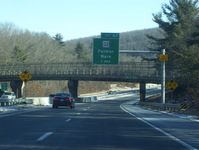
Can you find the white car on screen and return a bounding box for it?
[1,92,16,101]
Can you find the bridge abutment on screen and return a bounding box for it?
[10,80,23,98]
[68,80,78,98]
[140,82,146,101]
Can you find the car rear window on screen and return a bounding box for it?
[3,92,12,95]
[56,93,71,97]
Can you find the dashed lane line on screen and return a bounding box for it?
[37,118,72,142]
[65,118,72,122]
[37,132,53,141]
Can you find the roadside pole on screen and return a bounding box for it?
[161,49,166,103]
[19,70,32,98]
[120,50,160,102]
[121,49,167,103]
[21,81,25,98]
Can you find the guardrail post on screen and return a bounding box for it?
[1,102,5,106]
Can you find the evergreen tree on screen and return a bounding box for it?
[188,17,199,45]
[148,0,199,100]
[13,45,27,63]
[74,41,92,62]
[148,0,199,60]
[53,33,65,46]
[75,41,84,60]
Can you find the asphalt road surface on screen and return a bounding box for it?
[0,95,198,150]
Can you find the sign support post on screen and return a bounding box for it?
[161,49,166,103]
[19,70,32,98]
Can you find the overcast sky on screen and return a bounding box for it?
[0,0,170,40]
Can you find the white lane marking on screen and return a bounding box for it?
[37,132,53,141]
[120,104,198,150]
[65,118,71,122]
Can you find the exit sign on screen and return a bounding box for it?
[101,33,120,39]
[93,38,119,65]
[1,83,8,91]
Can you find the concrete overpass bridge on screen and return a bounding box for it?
[0,61,177,100]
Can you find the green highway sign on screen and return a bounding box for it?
[93,38,119,65]
[101,33,120,39]
[1,83,8,91]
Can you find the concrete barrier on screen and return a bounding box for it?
[0,95,98,107]
[27,97,49,106]
[75,96,97,103]
[49,94,55,104]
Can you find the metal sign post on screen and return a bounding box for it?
[19,70,32,98]
[160,49,166,103]
[121,49,167,103]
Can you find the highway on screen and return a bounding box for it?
[0,90,198,150]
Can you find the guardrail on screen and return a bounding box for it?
[0,62,179,83]
[0,98,33,106]
[138,101,181,112]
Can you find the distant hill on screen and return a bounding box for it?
[65,27,164,51]
[119,28,164,50]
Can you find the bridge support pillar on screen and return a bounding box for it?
[140,82,146,101]
[10,80,23,98]
[68,80,78,98]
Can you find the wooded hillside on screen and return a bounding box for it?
[0,22,164,65]
[1,0,197,107]
[1,23,160,96]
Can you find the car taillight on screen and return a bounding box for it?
[65,98,72,100]
[53,98,59,100]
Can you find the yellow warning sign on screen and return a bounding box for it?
[166,79,179,92]
[159,54,168,61]
[19,70,32,82]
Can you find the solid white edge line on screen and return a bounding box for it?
[120,104,198,150]
[37,132,53,141]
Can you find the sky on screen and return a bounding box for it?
[0,0,170,41]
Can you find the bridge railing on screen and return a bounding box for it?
[0,61,177,82]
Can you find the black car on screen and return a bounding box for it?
[52,92,75,109]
